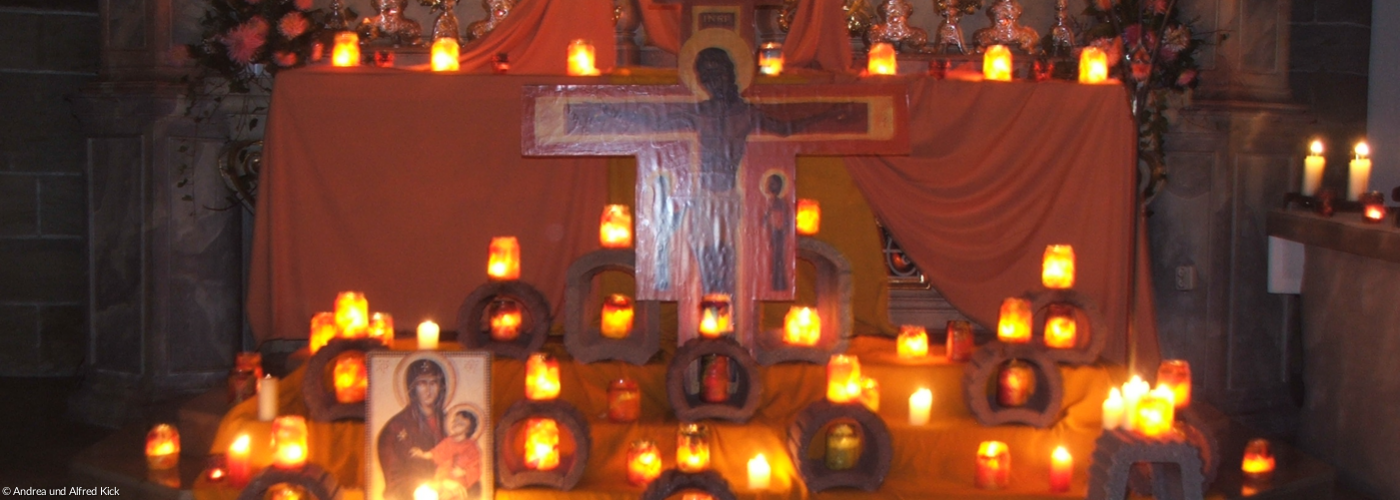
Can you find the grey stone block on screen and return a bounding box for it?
[0,175,37,235]
[39,303,84,374]
[39,175,84,236]
[0,12,40,70]
[0,73,95,174]
[0,238,85,302]
[39,12,99,73]
[0,305,40,375]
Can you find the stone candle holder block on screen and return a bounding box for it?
[1128,409,1219,497]
[753,237,854,365]
[1027,289,1108,365]
[961,341,1064,428]
[562,249,661,365]
[302,338,386,422]
[786,399,893,492]
[1088,427,1208,500]
[640,469,738,500]
[494,399,591,490]
[665,336,763,423]
[456,280,551,360]
[235,463,341,500]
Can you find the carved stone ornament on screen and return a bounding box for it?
[932,0,980,55]
[865,0,928,52]
[468,0,515,41]
[1047,0,1077,57]
[973,0,1039,54]
[425,0,462,42]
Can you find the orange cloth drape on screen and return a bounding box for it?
[843,78,1158,367]
[637,0,852,72]
[456,0,616,74]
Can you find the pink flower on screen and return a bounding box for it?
[1176,69,1197,87]
[274,51,298,67]
[279,12,309,38]
[1147,0,1169,14]
[222,17,269,65]
[1130,47,1153,81]
[294,0,313,10]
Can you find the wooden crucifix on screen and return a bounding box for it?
[523,29,908,344]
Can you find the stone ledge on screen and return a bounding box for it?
[1267,209,1400,264]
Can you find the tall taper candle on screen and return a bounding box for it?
[1349,141,1372,201]
[257,375,278,421]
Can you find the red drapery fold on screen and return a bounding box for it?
[455,0,617,74]
[780,0,853,71]
[843,78,1159,367]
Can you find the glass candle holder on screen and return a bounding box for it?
[430,37,460,71]
[368,312,394,346]
[1361,191,1387,223]
[796,199,820,235]
[677,423,711,473]
[600,294,634,339]
[997,298,1032,343]
[627,440,662,486]
[867,42,896,75]
[568,39,601,76]
[271,416,308,470]
[975,441,1011,489]
[608,378,641,422]
[997,359,1037,407]
[897,325,929,359]
[334,291,369,337]
[1241,438,1275,481]
[309,311,336,354]
[487,236,521,280]
[698,294,733,337]
[145,424,180,470]
[983,45,1012,81]
[825,423,862,470]
[1043,304,1077,349]
[524,418,561,471]
[783,306,821,346]
[599,204,633,248]
[826,354,862,403]
[1133,385,1175,438]
[227,351,262,404]
[700,354,731,404]
[331,31,360,67]
[859,377,880,412]
[946,320,975,362]
[1079,46,1108,83]
[487,298,523,341]
[1156,359,1191,408]
[758,42,784,76]
[525,353,561,401]
[332,351,368,403]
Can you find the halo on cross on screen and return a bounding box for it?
[678,28,755,100]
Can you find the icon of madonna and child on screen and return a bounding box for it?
[368,352,493,500]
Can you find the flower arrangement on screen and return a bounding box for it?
[1081,0,1215,199]
[187,0,341,93]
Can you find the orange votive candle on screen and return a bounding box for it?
[826,354,862,403]
[608,378,641,422]
[331,32,360,67]
[859,377,880,412]
[145,424,180,470]
[1050,446,1072,492]
[758,42,784,76]
[976,441,1011,489]
[946,320,975,362]
[1134,385,1175,438]
[308,311,336,354]
[488,299,523,341]
[333,351,368,403]
[600,204,633,248]
[701,355,731,403]
[997,359,1037,407]
[334,291,369,337]
[867,42,897,75]
[431,37,460,71]
[698,294,732,338]
[796,199,821,235]
[983,45,1012,81]
[567,39,601,76]
[1361,191,1387,222]
[783,306,821,346]
[677,423,711,473]
[1241,438,1275,480]
[1079,46,1108,84]
[368,312,393,346]
[997,297,1032,343]
[1156,359,1192,408]
[487,236,521,280]
[525,353,561,400]
[524,418,561,471]
[600,294,634,339]
[897,325,929,359]
[1044,304,1077,349]
[627,439,662,486]
[1042,244,1075,289]
[272,416,308,469]
[226,434,251,487]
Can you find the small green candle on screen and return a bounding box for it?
[826,424,862,470]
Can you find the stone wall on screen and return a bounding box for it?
[1291,0,1371,191]
[0,0,99,376]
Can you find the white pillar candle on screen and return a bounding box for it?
[747,454,771,490]
[909,388,932,426]
[1102,387,1124,430]
[257,375,278,422]
[1348,141,1372,201]
[1303,140,1326,196]
[417,320,440,350]
[1121,375,1149,431]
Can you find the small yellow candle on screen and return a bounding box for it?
[826,354,862,403]
[867,42,897,75]
[758,42,784,76]
[567,39,601,76]
[747,453,772,490]
[1043,304,1077,349]
[983,45,1012,82]
[1133,385,1176,438]
[1303,140,1326,196]
[271,416,309,470]
[795,199,821,235]
[1101,387,1124,430]
[525,353,561,400]
[1121,375,1149,431]
[1042,244,1075,289]
[897,325,929,359]
[783,306,821,346]
[524,418,561,470]
[909,388,932,425]
[600,294,634,339]
[331,32,360,67]
[416,320,440,350]
[599,204,633,248]
[1079,46,1108,83]
[1348,141,1371,201]
[334,291,369,337]
[997,297,1032,343]
[431,37,460,72]
[487,236,521,280]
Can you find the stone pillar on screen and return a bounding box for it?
[68,0,252,427]
[1150,0,1312,428]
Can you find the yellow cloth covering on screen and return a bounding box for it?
[196,337,1115,499]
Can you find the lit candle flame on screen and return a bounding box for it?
[1310,140,1324,156]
